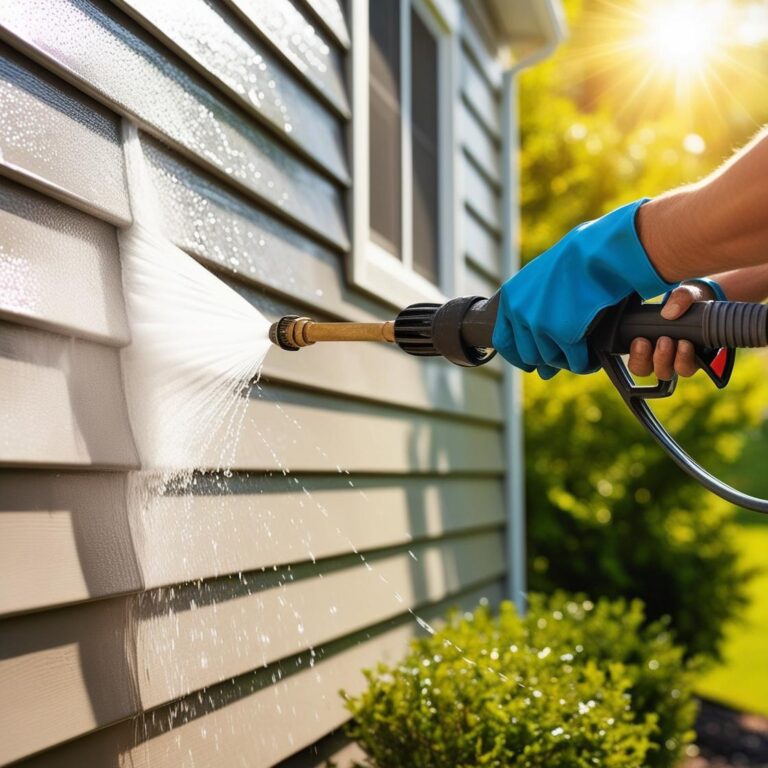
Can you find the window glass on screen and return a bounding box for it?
[410,8,440,282]
[369,1,401,257]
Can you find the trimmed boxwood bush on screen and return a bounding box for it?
[343,594,696,768]
[525,356,766,659]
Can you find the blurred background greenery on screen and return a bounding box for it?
[518,0,768,715]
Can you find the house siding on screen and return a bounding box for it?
[0,2,510,766]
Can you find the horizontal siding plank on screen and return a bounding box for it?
[136,532,505,708]
[275,734,366,768]
[0,305,500,473]
[278,739,367,768]
[142,135,383,322]
[0,470,503,613]
[114,0,349,184]
[0,0,349,251]
[1,541,501,763]
[0,323,139,468]
[464,259,499,300]
[0,471,141,617]
[225,0,350,117]
[153,581,503,767]
[460,49,499,138]
[0,42,130,225]
[138,474,504,589]
[460,21,503,91]
[225,386,505,474]
[0,598,139,767]
[0,178,130,345]
[460,101,500,186]
[261,341,502,424]
[463,155,501,234]
[464,206,501,280]
[12,583,502,768]
[301,0,351,49]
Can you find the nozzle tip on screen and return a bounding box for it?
[270,315,301,351]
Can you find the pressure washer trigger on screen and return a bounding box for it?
[695,346,735,389]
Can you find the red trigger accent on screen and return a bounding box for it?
[711,349,728,377]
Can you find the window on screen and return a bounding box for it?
[409,9,440,283]
[351,0,459,308]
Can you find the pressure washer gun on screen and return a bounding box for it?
[270,292,768,513]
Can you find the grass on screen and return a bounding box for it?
[695,524,768,716]
[695,419,768,716]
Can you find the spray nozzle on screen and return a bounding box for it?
[269,294,499,367]
[269,315,396,350]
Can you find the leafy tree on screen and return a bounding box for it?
[517,0,768,658]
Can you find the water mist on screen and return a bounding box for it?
[119,122,271,472]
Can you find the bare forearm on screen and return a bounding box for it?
[712,264,768,303]
[637,127,768,282]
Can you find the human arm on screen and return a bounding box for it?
[637,128,768,281]
[494,128,768,377]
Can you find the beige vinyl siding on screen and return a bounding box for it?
[0,178,129,344]
[0,3,509,767]
[0,42,130,226]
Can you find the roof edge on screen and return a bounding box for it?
[486,0,567,70]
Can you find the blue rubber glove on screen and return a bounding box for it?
[492,199,676,379]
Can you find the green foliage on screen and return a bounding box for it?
[525,356,766,659]
[518,0,768,267]
[517,0,768,660]
[344,595,697,768]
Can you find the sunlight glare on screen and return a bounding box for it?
[641,0,726,73]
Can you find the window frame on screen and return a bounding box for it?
[350,0,462,309]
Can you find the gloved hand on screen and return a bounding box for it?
[492,199,676,379]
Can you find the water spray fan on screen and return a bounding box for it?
[270,292,768,513]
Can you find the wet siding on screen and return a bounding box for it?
[0,2,509,766]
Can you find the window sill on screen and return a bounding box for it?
[351,239,447,310]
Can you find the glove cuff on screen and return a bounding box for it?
[623,198,677,300]
[684,277,727,301]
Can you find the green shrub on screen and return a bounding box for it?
[525,355,765,659]
[524,593,699,767]
[343,594,696,768]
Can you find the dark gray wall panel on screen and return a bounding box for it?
[0,0,349,250]
[225,0,350,117]
[463,154,500,233]
[114,0,349,184]
[301,0,351,49]
[460,48,500,138]
[460,101,501,187]
[464,206,501,280]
